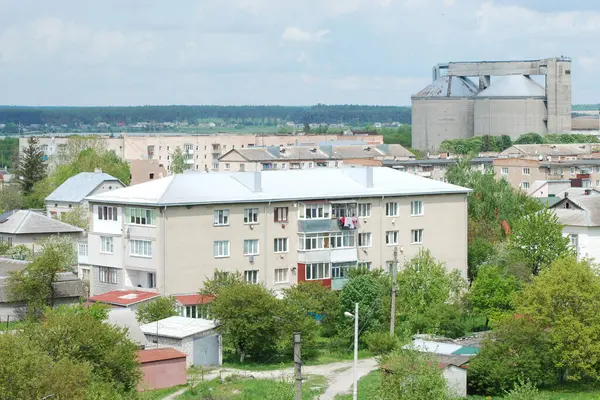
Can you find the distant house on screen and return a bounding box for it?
[44,170,125,219]
[0,209,83,250]
[129,160,166,186]
[0,257,86,319]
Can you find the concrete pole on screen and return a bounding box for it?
[353,302,359,400]
[294,332,302,400]
[390,247,398,336]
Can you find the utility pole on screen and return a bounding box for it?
[294,332,302,400]
[353,302,359,400]
[390,246,398,335]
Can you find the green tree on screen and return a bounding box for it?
[466,265,520,328]
[136,296,178,324]
[499,135,513,151]
[59,204,89,230]
[17,136,47,195]
[510,209,572,275]
[0,184,23,213]
[55,135,107,165]
[282,281,340,336]
[210,281,281,362]
[338,273,386,339]
[515,132,545,144]
[7,235,77,319]
[171,146,186,174]
[379,350,452,400]
[200,269,243,296]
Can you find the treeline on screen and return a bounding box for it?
[0,137,18,168]
[0,105,411,126]
[440,133,600,155]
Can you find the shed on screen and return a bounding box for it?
[137,348,187,391]
[140,316,222,368]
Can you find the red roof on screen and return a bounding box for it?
[175,294,215,306]
[89,290,159,307]
[137,348,187,363]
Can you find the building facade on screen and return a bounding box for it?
[85,168,469,297]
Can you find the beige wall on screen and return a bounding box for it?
[2,232,82,251]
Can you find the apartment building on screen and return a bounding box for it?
[21,132,384,173]
[218,144,414,172]
[385,158,493,182]
[499,144,593,160]
[85,167,469,297]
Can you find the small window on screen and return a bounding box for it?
[239,164,245,172]
[305,262,330,280]
[126,208,156,226]
[357,261,372,270]
[148,272,156,288]
[130,240,152,257]
[522,167,530,175]
[214,209,230,226]
[410,200,423,216]
[99,266,117,284]
[213,241,230,258]
[358,203,371,217]
[358,232,372,248]
[501,167,509,175]
[274,268,288,283]
[224,163,231,171]
[244,270,258,284]
[522,182,530,189]
[411,229,423,244]
[100,236,114,253]
[274,238,288,253]
[78,243,88,257]
[98,206,118,221]
[274,207,289,223]
[385,202,398,217]
[386,231,399,245]
[149,173,154,179]
[243,239,259,255]
[281,163,287,170]
[244,208,259,224]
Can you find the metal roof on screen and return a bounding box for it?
[0,210,83,235]
[86,167,471,207]
[45,171,123,203]
[140,316,219,339]
[476,75,545,98]
[551,196,600,226]
[502,144,592,157]
[106,308,148,347]
[413,76,479,98]
[384,158,493,166]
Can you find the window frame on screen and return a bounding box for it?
[78,243,88,257]
[385,202,398,217]
[244,270,259,284]
[213,240,230,258]
[358,203,371,217]
[99,266,117,284]
[97,205,118,221]
[126,208,156,226]
[411,229,424,244]
[274,268,289,283]
[244,208,259,224]
[330,231,356,249]
[358,232,372,248]
[100,236,114,254]
[129,239,152,258]
[385,230,399,246]
[301,203,330,220]
[243,239,260,256]
[305,262,331,280]
[298,233,330,251]
[274,207,289,223]
[410,200,424,216]
[213,209,230,226]
[522,167,530,175]
[501,167,509,175]
[274,237,289,253]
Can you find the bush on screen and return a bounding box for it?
[503,380,549,400]
[365,331,399,355]
[136,296,178,324]
[6,244,31,260]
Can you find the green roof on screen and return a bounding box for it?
[537,197,561,208]
[452,346,479,355]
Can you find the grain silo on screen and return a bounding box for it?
[411,75,479,151]
[473,75,548,139]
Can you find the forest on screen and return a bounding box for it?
[0,105,412,126]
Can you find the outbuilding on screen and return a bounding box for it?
[137,348,187,391]
[140,316,222,368]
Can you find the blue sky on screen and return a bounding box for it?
[0,0,597,106]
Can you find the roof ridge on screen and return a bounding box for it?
[156,175,178,205]
[13,210,30,234]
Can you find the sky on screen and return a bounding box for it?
[0,0,598,106]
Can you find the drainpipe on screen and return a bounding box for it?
[380,196,385,269]
[162,206,167,296]
[264,201,271,287]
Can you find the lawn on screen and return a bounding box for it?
[179,374,327,400]
[468,383,600,399]
[139,384,186,400]
[334,370,381,400]
[0,319,23,331]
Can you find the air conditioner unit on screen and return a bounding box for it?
[249,255,255,263]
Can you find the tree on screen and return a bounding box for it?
[7,235,77,319]
[171,146,186,174]
[379,350,452,400]
[55,135,107,165]
[282,281,340,336]
[517,257,600,382]
[60,204,90,229]
[510,209,572,275]
[210,281,281,362]
[136,296,178,323]
[0,184,23,213]
[17,136,47,195]
[338,273,386,340]
[515,132,545,144]
[499,135,513,151]
[466,265,521,328]
[200,269,243,296]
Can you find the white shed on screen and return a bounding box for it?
[140,316,222,368]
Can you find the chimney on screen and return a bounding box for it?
[253,171,262,192]
[94,168,102,173]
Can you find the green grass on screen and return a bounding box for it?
[139,384,186,400]
[0,320,23,331]
[334,370,381,400]
[179,374,327,399]
[468,383,600,399]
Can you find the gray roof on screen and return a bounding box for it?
[550,196,600,226]
[501,144,592,157]
[86,167,471,207]
[45,172,122,203]
[476,75,545,98]
[140,316,219,339]
[0,271,85,302]
[106,308,148,347]
[0,210,83,235]
[413,75,479,98]
[0,257,29,278]
[384,158,493,166]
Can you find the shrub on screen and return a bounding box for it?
[503,380,549,400]
[365,331,400,355]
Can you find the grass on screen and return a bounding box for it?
[179,374,327,399]
[334,370,381,400]
[468,383,600,399]
[0,319,23,331]
[139,384,186,400]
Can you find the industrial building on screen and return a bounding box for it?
[412,57,572,151]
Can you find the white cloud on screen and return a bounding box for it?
[282,26,330,42]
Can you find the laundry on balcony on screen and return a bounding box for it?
[338,216,358,229]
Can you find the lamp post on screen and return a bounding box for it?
[344,302,359,400]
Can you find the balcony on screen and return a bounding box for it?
[331,248,357,263]
[185,159,194,165]
[186,149,194,155]
[298,217,358,233]
[298,249,331,264]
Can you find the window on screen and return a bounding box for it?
[274,268,288,283]
[521,181,530,189]
[180,304,210,319]
[501,167,509,175]
[411,229,424,244]
[244,208,259,224]
[523,167,530,175]
[357,261,372,270]
[385,202,398,217]
[299,233,329,250]
[331,231,355,248]
[98,205,117,221]
[358,232,372,248]
[243,239,259,255]
[99,267,117,284]
[148,272,156,288]
[305,263,330,280]
[570,167,576,176]
[386,231,399,245]
[332,203,356,218]
[126,208,156,226]
[244,270,258,283]
[0,236,12,246]
[214,209,229,226]
[410,200,423,216]
[302,203,330,219]
[570,234,579,257]
[332,262,354,279]
[274,238,288,253]
[149,173,155,179]
[213,240,230,258]
[281,163,287,170]
[81,268,90,281]
[274,207,289,222]
[239,164,245,171]
[78,243,88,256]
[130,240,152,257]
[100,236,114,253]
[358,203,371,217]
[224,163,230,171]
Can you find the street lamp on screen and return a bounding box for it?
[344,302,359,400]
